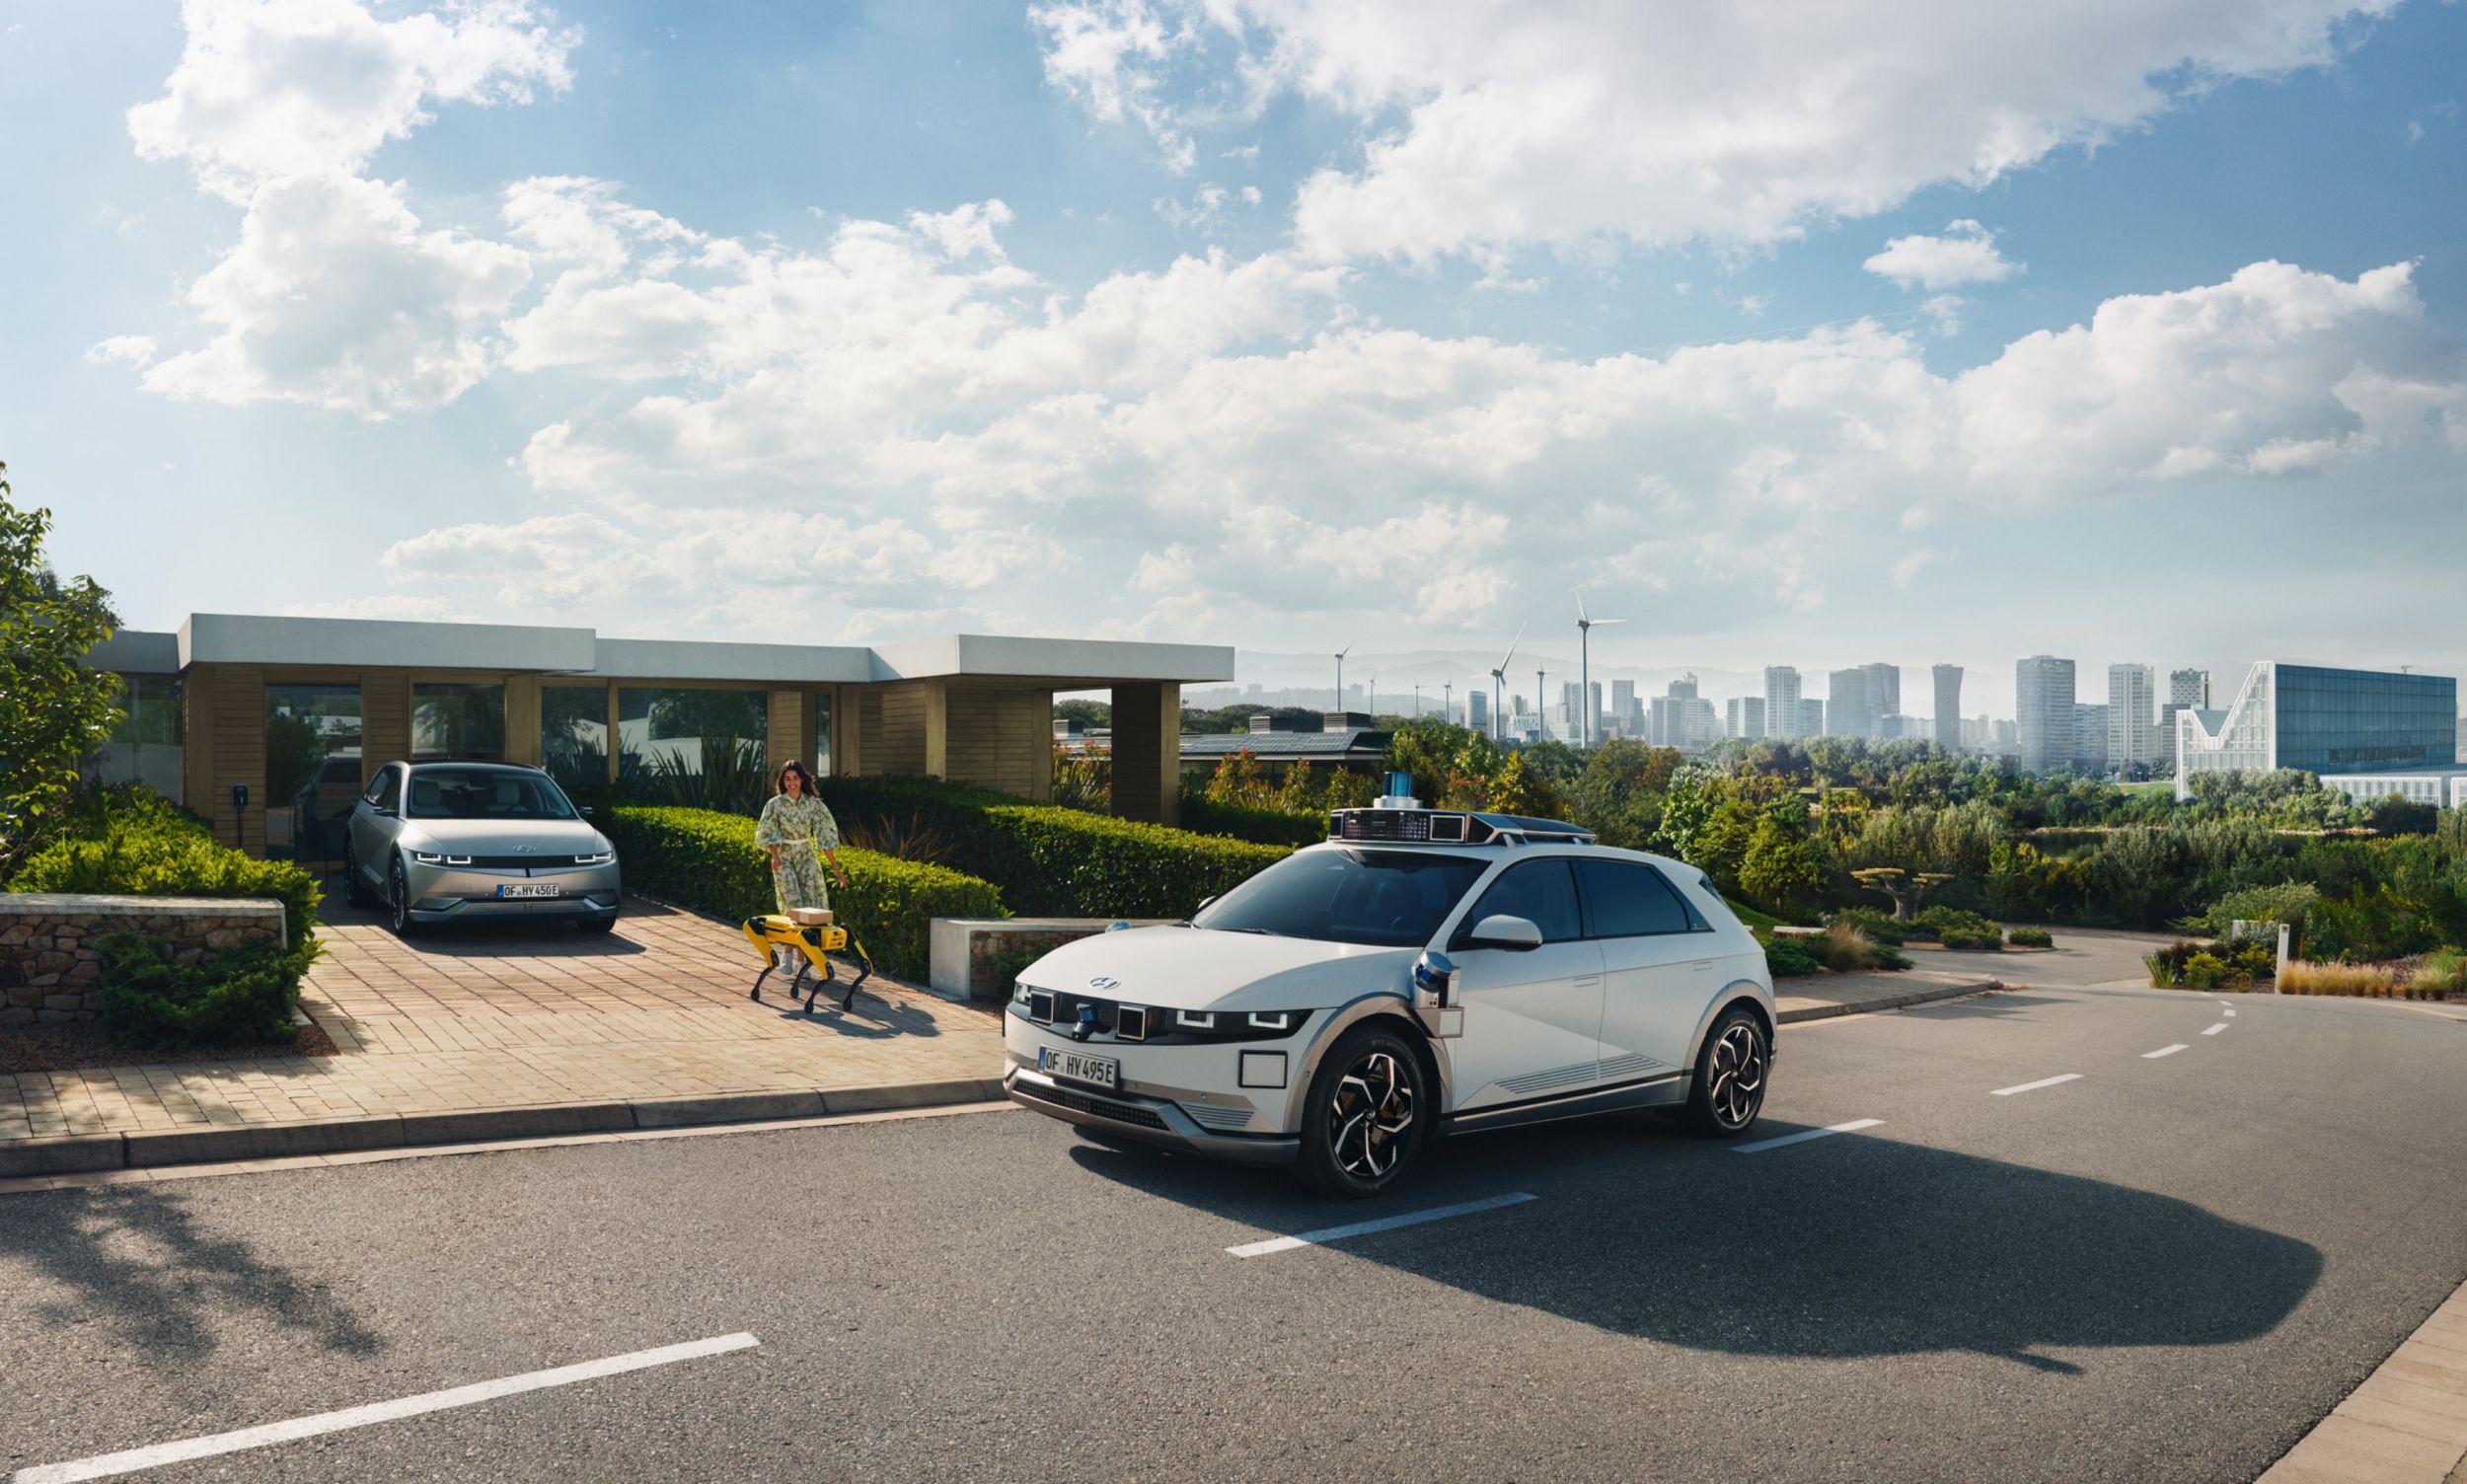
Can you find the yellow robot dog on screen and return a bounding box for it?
[742,911,874,1013]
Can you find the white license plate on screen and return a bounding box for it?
[497,883,562,899]
[1039,1047,1119,1089]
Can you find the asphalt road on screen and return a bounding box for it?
[5,984,2464,1483]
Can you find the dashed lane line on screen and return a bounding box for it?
[1731,1119,1884,1154]
[1225,1192,1537,1258]
[2143,1044,2189,1060]
[2204,1023,2229,1036]
[13,1333,761,1484]
[1992,1074,2085,1096]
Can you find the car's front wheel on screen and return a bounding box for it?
[1294,1024,1431,1199]
[388,855,421,938]
[1683,1003,1768,1138]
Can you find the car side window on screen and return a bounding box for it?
[1574,858,1702,936]
[1459,859,1584,944]
[369,769,400,811]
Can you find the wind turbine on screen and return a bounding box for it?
[1488,623,1527,744]
[1536,667,1547,742]
[1332,641,1353,715]
[1365,673,1378,718]
[1575,593,1625,750]
[1412,683,1420,718]
[1443,679,1454,726]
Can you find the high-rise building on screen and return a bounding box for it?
[2176,663,2458,799]
[1610,679,1638,737]
[1647,674,1718,752]
[1824,662,1899,739]
[1763,666,1803,740]
[2016,655,2077,775]
[1727,696,1765,740]
[1466,689,1488,733]
[1931,664,1963,752]
[1798,699,1826,738]
[2074,703,2111,772]
[2108,663,2160,772]
[2170,668,2211,708]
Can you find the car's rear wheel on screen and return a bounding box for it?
[342,836,373,908]
[1294,1024,1430,1198]
[388,855,421,938]
[1683,1004,1768,1138]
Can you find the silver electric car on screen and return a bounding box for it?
[341,762,622,936]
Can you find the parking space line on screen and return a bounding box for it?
[2204,1022,2228,1036]
[12,1333,761,1484]
[1225,1192,1536,1257]
[2143,1044,2189,1060]
[1992,1074,2084,1096]
[1731,1119,1882,1154]
[2224,1008,2237,1017]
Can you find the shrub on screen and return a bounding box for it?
[1815,923,1883,973]
[1916,905,2003,950]
[601,805,1006,982]
[1176,787,1329,850]
[2006,925,2054,948]
[2413,947,2467,999]
[2143,939,2225,988]
[16,785,320,947]
[2231,942,2277,981]
[1760,931,1822,978]
[1826,906,1907,945]
[2182,952,2231,990]
[2199,881,2319,938]
[94,929,308,1050]
[819,776,1289,920]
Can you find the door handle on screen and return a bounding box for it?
[1574,975,1603,987]
[1691,960,1715,972]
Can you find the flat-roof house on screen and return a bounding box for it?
[1178,711,1391,776]
[84,613,1233,860]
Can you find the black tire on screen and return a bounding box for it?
[388,855,421,938]
[342,837,373,908]
[1683,1003,1769,1138]
[577,914,616,934]
[1294,1023,1432,1199]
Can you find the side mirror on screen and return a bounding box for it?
[370,805,397,819]
[1195,895,1218,913]
[1466,914,1543,951]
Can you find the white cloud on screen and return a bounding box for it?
[1890,548,1948,589]
[1034,0,2396,261]
[128,0,578,198]
[84,335,158,368]
[141,174,531,416]
[1865,220,2023,290]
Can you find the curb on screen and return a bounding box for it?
[0,1077,1011,1180]
[1776,979,2000,1025]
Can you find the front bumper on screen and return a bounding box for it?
[404,862,624,924]
[1005,1068,1299,1165]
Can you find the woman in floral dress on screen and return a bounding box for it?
[755,761,850,922]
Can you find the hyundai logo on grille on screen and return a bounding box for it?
[1087,976,1119,991]
[513,845,536,853]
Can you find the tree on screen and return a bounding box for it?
[1055,699,1111,728]
[1739,807,1827,916]
[1488,751,1567,819]
[1849,866,1953,921]
[0,464,123,862]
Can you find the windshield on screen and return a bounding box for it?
[405,768,579,822]
[1191,848,1490,947]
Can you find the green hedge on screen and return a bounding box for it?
[601,805,1006,982]
[15,786,321,947]
[95,930,306,1050]
[1175,789,1330,850]
[818,777,1290,920]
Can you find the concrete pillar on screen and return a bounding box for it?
[1109,682,1181,827]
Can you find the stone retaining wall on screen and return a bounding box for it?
[0,894,288,1025]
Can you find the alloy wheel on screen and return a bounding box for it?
[390,857,409,934]
[1706,1022,1766,1130]
[1328,1050,1417,1179]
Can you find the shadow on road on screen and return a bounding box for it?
[5,1186,386,1369]
[314,886,650,958]
[1069,1117,2321,1373]
[1898,993,2070,1020]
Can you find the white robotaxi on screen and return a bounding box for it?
[1004,796,1776,1197]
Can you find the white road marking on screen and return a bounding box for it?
[1992,1074,2084,1096]
[1226,1192,1536,1258]
[12,1333,760,1484]
[2224,1008,2237,1017]
[2143,1044,2189,1059]
[2204,1022,2229,1036]
[1731,1118,1883,1154]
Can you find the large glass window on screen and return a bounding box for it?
[617,687,768,785]
[411,683,506,761]
[812,691,834,777]
[1192,848,1490,947]
[86,674,186,802]
[542,685,612,792]
[265,683,362,864]
[406,766,577,820]
[1574,858,1702,936]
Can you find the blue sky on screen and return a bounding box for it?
[5,0,2463,715]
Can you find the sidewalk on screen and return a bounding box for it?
[1775,968,1998,1023]
[0,895,1009,1174]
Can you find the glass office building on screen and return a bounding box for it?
[2175,662,2458,798]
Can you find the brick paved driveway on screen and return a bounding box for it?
[0,894,1006,1143]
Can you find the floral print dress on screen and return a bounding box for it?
[754,792,841,916]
